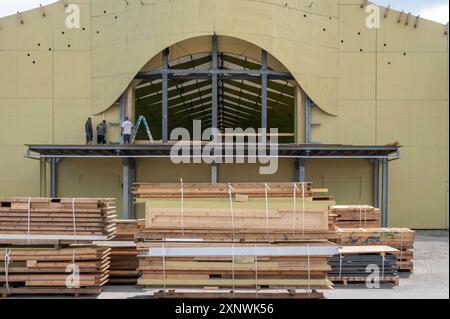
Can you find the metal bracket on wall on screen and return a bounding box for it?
[16,11,24,24]
[397,10,404,24]
[405,12,411,26]
[383,5,391,18]
[40,4,46,17]
[414,15,420,28]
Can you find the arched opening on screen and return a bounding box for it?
[128,35,300,144]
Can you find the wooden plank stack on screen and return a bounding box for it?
[0,197,117,244]
[335,228,415,271]
[114,220,139,241]
[137,241,338,291]
[95,241,140,285]
[330,205,380,228]
[98,220,141,285]
[0,245,110,297]
[134,183,337,242]
[328,246,399,285]
[134,182,320,198]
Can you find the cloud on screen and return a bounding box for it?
[420,4,449,24]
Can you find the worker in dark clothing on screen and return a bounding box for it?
[85,118,93,145]
[96,120,107,144]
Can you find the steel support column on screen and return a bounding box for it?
[122,158,136,219]
[40,158,47,197]
[381,158,389,227]
[211,34,219,142]
[211,161,218,184]
[162,48,170,143]
[261,49,268,144]
[373,159,380,208]
[305,96,312,144]
[294,158,305,183]
[50,158,58,198]
[119,93,126,144]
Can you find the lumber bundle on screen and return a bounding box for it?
[0,197,117,244]
[328,246,399,285]
[94,241,140,285]
[0,245,110,296]
[335,228,415,271]
[134,182,322,198]
[114,220,139,241]
[137,241,338,291]
[330,205,380,228]
[134,183,336,242]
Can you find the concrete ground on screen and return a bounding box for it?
[7,230,449,299]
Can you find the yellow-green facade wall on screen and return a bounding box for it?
[0,0,448,228]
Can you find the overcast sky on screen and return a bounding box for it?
[0,0,448,23]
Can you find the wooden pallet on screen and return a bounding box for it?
[151,289,324,299]
[329,276,399,286]
[1,286,101,298]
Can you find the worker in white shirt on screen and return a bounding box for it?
[121,117,134,144]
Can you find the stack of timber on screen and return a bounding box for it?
[330,205,380,228]
[133,183,336,242]
[137,241,338,296]
[0,245,110,297]
[114,220,139,241]
[328,246,399,285]
[335,228,415,271]
[94,241,140,285]
[99,220,141,285]
[0,197,117,245]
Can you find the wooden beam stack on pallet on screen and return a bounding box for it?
[133,183,337,242]
[137,241,338,295]
[103,220,141,285]
[328,246,399,285]
[94,241,140,285]
[0,197,117,245]
[335,228,415,271]
[0,245,110,297]
[329,205,381,228]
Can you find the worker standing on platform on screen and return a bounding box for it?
[97,120,107,144]
[85,117,93,145]
[121,117,133,145]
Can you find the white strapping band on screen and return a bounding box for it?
[227,183,235,240]
[180,178,184,238]
[307,244,311,294]
[400,232,404,268]
[301,183,305,238]
[4,248,12,295]
[264,183,270,239]
[292,183,299,239]
[254,245,258,298]
[72,198,77,244]
[27,197,31,244]
[231,243,236,296]
[162,242,166,295]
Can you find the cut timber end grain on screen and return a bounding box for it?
[235,194,249,202]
